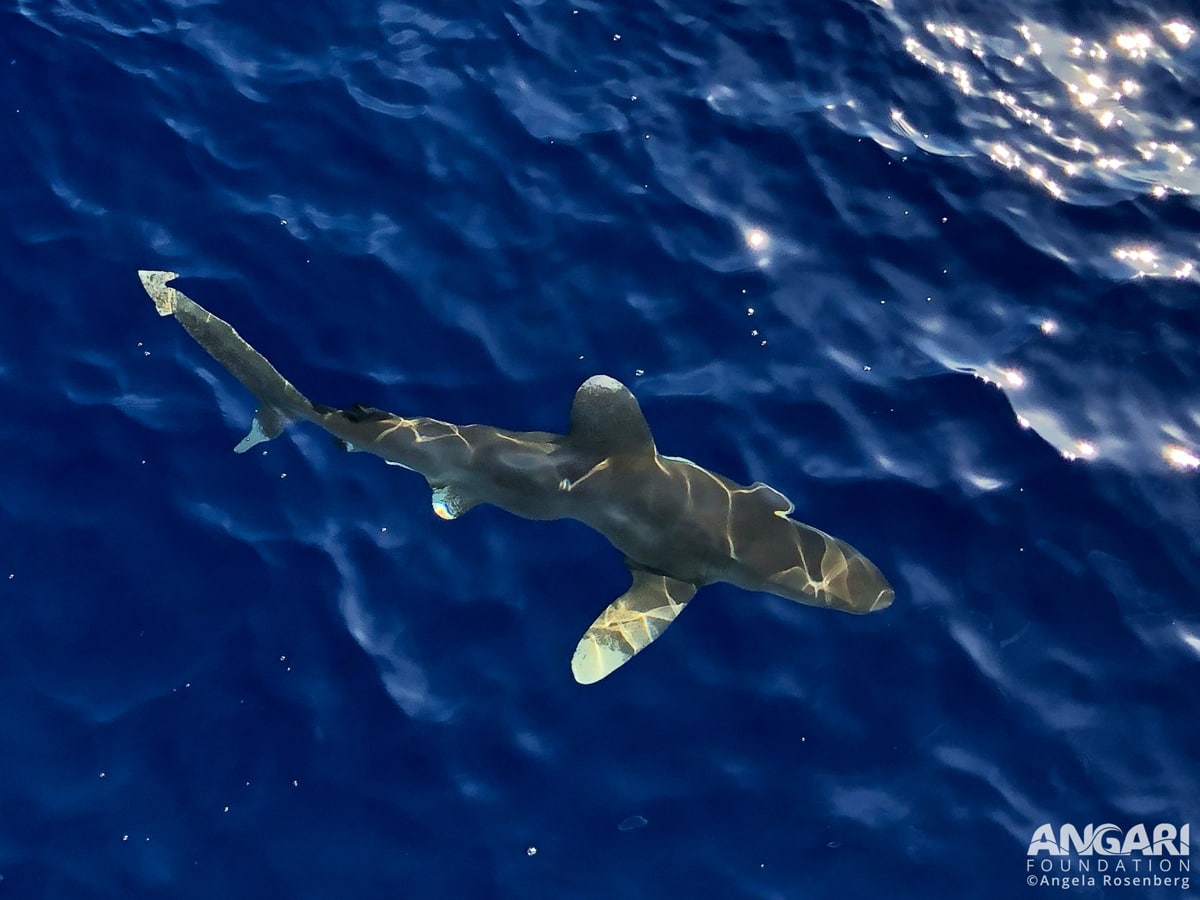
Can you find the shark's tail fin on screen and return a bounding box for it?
[231,404,292,453]
[138,270,317,453]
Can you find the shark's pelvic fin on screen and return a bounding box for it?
[430,483,477,520]
[567,375,655,457]
[571,566,697,684]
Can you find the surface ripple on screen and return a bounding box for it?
[1,0,1196,897]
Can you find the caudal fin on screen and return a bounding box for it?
[139,270,316,452]
[232,405,290,453]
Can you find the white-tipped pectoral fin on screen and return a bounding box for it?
[571,569,697,684]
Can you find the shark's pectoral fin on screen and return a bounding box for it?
[571,568,697,684]
[430,483,477,520]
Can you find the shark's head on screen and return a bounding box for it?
[765,520,895,614]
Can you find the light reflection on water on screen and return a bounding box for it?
[870,5,1200,475]
[900,17,1197,207]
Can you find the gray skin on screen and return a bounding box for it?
[139,271,894,684]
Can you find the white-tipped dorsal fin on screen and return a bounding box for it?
[571,567,697,684]
[567,375,655,458]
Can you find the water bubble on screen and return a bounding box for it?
[618,815,648,832]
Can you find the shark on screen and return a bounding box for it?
[138,270,894,684]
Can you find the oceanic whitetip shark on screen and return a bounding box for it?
[138,270,894,684]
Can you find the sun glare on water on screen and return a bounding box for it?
[744,228,769,251]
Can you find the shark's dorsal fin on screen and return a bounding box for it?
[571,565,697,684]
[567,375,655,457]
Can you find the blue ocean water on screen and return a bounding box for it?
[2,0,1198,896]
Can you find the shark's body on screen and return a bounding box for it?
[138,270,893,683]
